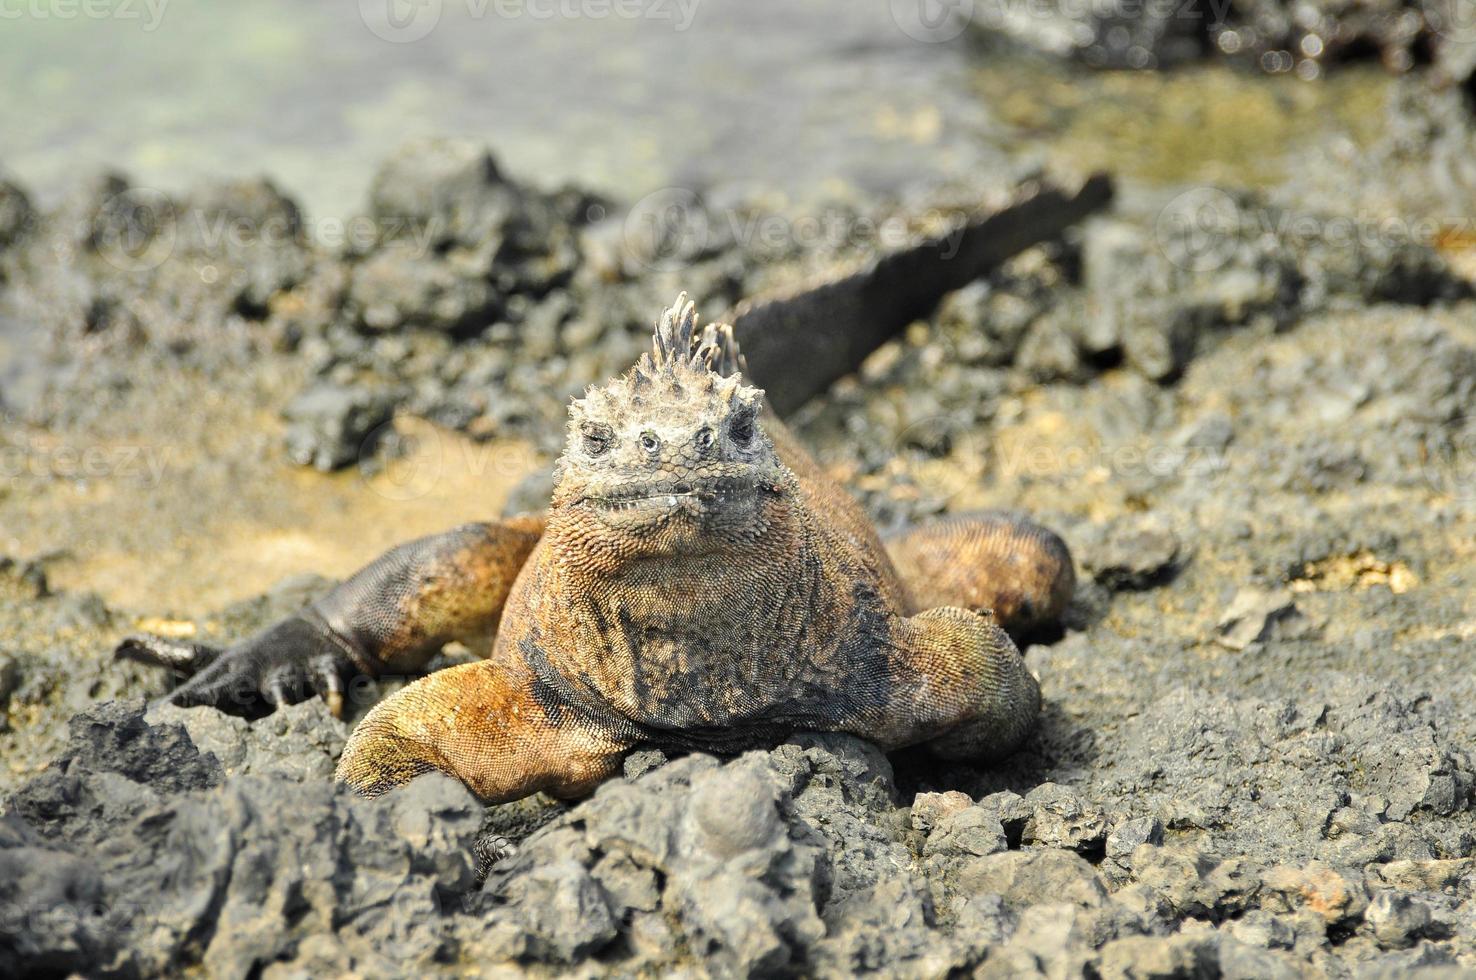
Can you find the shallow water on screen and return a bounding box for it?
[3,0,993,214]
[2,0,1393,218]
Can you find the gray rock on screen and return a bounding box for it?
[9,700,223,830]
[977,902,1114,979]
[0,817,111,978]
[173,773,480,978]
[148,699,348,782]
[812,875,952,977]
[0,652,17,705]
[1083,521,1182,591]
[282,381,399,471]
[969,0,1206,70]
[976,789,1033,842]
[1021,782,1109,853]
[499,859,617,963]
[910,789,974,834]
[4,703,484,977]
[178,177,311,311]
[1261,861,1368,925]
[1094,932,1218,980]
[1126,846,1261,920]
[957,849,1109,911]
[924,806,1008,860]
[1016,316,1084,382]
[1216,937,1303,980]
[476,747,869,974]
[770,734,911,916]
[366,137,526,256]
[0,178,34,250]
[1082,218,1208,382]
[1110,882,1176,933]
[1353,940,1461,976]
[1225,909,1298,949]
[1364,890,1433,948]
[688,763,785,859]
[1215,586,1304,650]
[1107,816,1165,860]
[1364,859,1474,893]
[347,248,499,335]
[935,279,1036,367]
[1126,846,1220,918]
[621,747,670,780]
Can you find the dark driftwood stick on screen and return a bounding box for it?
[731,173,1114,416]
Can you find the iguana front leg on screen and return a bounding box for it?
[853,606,1041,761]
[117,516,543,717]
[335,650,635,801]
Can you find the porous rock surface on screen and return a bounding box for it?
[3,87,1476,974]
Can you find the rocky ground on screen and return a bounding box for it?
[4,48,1476,980]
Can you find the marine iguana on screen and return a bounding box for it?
[119,177,1112,802]
[120,294,1072,803]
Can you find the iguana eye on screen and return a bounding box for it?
[581,424,613,457]
[729,413,755,446]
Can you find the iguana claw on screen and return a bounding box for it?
[121,616,358,720]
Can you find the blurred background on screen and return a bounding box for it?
[6,0,1456,214]
[1,1,1473,636]
[1,0,1473,669]
[4,3,1476,976]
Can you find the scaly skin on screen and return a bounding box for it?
[123,296,1074,803]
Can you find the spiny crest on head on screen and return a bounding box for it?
[568,292,760,430]
[637,292,748,382]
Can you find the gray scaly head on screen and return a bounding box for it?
[549,294,790,557]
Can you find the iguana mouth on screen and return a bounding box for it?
[579,476,777,511]
[575,477,783,530]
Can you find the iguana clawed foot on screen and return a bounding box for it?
[117,615,356,719]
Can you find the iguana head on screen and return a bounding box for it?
[549,294,791,557]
